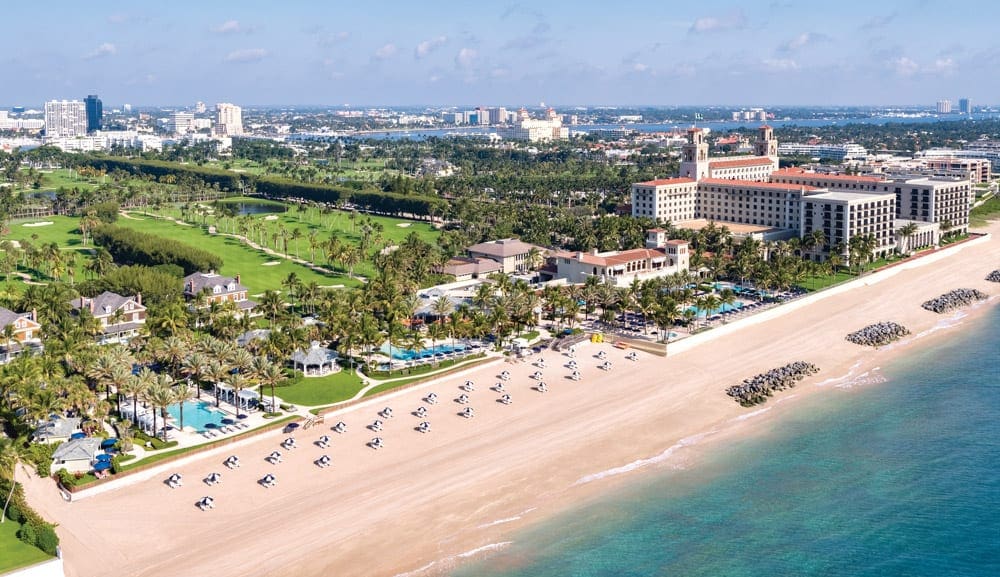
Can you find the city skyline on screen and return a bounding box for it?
[3,0,997,107]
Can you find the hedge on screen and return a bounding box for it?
[93,224,223,274]
[1,479,59,557]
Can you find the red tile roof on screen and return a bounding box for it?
[699,178,819,191]
[771,167,885,184]
[709,156,775,169]
[635,178,697,187]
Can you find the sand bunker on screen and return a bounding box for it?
[261,261,281,266]
[22,221,54,227]
[264,215,279,221]
[397,223,412,227]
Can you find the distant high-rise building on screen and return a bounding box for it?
[123,103,132,113]
[215,103,243,136]
[937,99,952,114]
[168,112,195,134]
[84,94,102,133]
[44,100,87,137]
[959,98,972,114]
[194,101,206,114]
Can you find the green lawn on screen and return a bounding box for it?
[0,518,52,574]
[146,197,440,279]
[115,213,357,292]
[271,370,366,406]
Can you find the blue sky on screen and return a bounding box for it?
[4,0,996,107]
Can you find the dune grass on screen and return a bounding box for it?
[0,518,52,574]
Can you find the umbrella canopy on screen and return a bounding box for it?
[93,461,112,471]
[286,423,300,429]
[100,438,118,449]
[96,454,113,462]
[70,432,86,440]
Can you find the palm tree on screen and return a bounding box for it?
[257,361,286,412]
[204,360,230,408]
[0,437,29,524]
[180,352,207,400]
[226,372,250,417]
[171,384,195,431]
[143,375,175,441]
[896,222,919,255]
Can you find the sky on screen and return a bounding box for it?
[4,0,998,107]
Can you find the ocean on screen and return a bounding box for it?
[452,305,1000,577]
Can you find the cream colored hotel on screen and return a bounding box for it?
[632,126,972,262]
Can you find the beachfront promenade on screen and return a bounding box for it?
[20,224,1000,577]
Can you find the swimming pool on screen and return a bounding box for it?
[687,301,744,317]
[379,342,468,361]
[167,400,227,432]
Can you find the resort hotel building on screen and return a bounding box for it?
[632,127,974,262]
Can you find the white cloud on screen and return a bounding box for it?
[632,62,650,73]
[374,43,398,60]
[415,36,447,59]
[778,32,830,53]
[889,56,919,77]
[762,58,799,71]
[455,47,477,68]
[83,43,117,60]
[928,57,956,74]
[213,20,243,34]
[690,11,746,33]
[225,48,268,63]
[490,67,510,78]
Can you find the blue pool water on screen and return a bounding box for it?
[687,301,743,317]
[454,306,1000,577]
[167,400,227,432]
[379,343,467,361]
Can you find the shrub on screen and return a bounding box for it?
[16,522,36,545]
[26,443,56,477]
[5,502,22,523]
[34,524,60,556]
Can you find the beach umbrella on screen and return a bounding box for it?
[93,461,112,471]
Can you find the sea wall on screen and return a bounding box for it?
[668,234,991,358]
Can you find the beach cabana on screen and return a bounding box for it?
[51,437,101,473]
[290,342,341,377]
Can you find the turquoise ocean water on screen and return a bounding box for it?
[453,306,1000,577]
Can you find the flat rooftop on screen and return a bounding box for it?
[805,190,894,203]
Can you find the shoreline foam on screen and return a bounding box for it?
[19,224,1000,577]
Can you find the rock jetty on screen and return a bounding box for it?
[986,270,1000,283]
[921,288,988,314]
[726,361,820,407]
[846,322,910,347]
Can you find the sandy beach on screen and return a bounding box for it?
[21,224,1000,577]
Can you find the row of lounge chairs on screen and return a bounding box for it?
[201,422,250,439]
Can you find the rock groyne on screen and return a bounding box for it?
[726,361,820,407]
[846,322,910,347]
[986,270,1000,283]
[921,288,988,314]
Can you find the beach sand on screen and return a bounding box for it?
[21,224,1000,577]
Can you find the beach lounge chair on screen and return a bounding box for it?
[317,435,330,448]
[499,394,512,405]
[461,407,475,419]
[425,393,438,404]
[205,473,222,486]
[267,451,282,464]
[316,455,331,468]
[457,394,469,404]
[369,437,384,450]
[225,455,241,469]
[417,421,431,433]
[537,382,548,392]
[261,474,277,488]
[198,497,214,510]
[333,421,347,434]
[166,473,183,489]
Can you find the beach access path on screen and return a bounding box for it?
[21,223,1000,577]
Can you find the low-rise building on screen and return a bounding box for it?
[70,291,146,344]
[0,307,42,363]
[631,178,697,223]
[440,256,502,281]
[183,271,257,316]
[466,239,544,274]
[800,191,897,262]
[551,229,689,287]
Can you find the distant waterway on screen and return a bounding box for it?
[340,113,1000,141]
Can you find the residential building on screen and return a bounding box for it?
[937,99,952,114]
[0,307,42,363]
[920,156,991,184]
[183,271,257,315]
[891,176,972,235]
[466,238,545,274]
[215,102,244,136]
[551,229,689,287]
[44,100,87,137]
[84,94,102,133]
[70,291,147,344]
[959,98,972,114]
[0,111,45,132]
